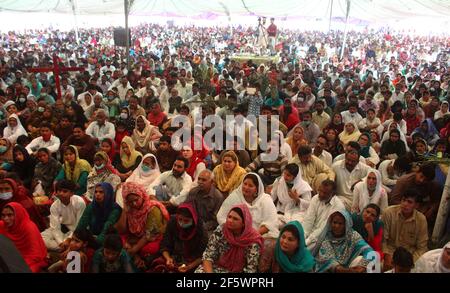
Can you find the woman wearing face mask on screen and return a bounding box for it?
[0,138,14,173]
[311,210,374,273]
[0,178,47,232]
[15,93,28,111]
[104,89,120,118]
[86,151,121,202]
[351,170,388,214]
[27,103,52,136]
[3,114,28,144]
[351,204,384,259]
[125,154,161,195]
[116,107,135,133]
[151,202,208,273]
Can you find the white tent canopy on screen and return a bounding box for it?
[1,0,450,22]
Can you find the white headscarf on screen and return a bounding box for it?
[217,172,279,238]
[132,115,160,149]
[79,93,94,111]
[273,166,312,208]
[2,113,27,144]
[415,242,450,273]
[126,154,161,193]
[354,169,383,212]
[436,242,450,273]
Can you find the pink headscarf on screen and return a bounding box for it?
[217,204,264,272]
[122,182,169,237]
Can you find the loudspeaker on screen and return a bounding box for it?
[113,28,132,47]
[0,235,31,273]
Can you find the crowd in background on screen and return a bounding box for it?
[0,22,449,273]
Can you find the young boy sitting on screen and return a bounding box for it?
[91,233,134,273]
[384,247,414,273]
[41,180,86,251]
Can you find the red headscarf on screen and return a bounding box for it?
[217,204,264,273]
[0,202,48,273]
[176,202,198,241]
[0,178,47,231]
[122,182,169,237]
[183,146,206,179]
[115,130,130,151]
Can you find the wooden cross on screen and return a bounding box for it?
[27,54,85,99]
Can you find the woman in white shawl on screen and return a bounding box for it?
[3,113,27,144]
[116,154,161,208]
[271,163,312,227]
[185,70,195,85]
[78,92,94,111]
[274,130,292,161]
[351,169,388,214]
[414,242,450,273]
[131,115,162,154]
[217,172,279,239]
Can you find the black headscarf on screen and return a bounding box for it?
[12,144,37,189]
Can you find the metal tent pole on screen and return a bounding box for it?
[328,0,334,32]
[125,0,131,71]
[70,0,80,44]
[340,0,351,60]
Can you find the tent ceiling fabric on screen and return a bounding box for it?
[1,0,450,21]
